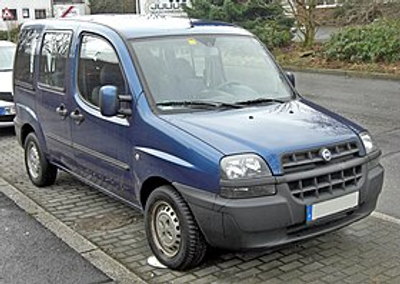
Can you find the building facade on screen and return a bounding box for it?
[1,0,90,31]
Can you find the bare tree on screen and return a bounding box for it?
[89,0,136,14]
[283,0,319,47]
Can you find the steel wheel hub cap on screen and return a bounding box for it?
[152,201,181,257]
[27,143,41,179]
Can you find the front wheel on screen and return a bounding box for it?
[145,185,207,270]
[24,133,57,187]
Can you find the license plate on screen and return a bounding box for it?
[0,108,5,116]
[306,191,359,222]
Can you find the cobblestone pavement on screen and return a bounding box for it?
[1,130,400,284]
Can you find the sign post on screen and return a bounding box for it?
[2,8,14,41]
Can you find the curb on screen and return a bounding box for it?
[0,177,147,284]
[283,65,400,82]
[372,212,400,226]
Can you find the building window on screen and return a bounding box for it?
[22,8,30,19]
[316,0,343,7]
[35,9,46,19]
[2,9,17,21]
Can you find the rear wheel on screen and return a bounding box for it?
[145,185,207,270]
[24,133,57,187]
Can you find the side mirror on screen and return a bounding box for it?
[285,72,296,88]
[99,85,119,117]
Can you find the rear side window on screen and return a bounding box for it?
[38,31,72,90]
[77,35,126,107]
[14,28,40,88]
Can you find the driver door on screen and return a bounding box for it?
[70,33,133,197]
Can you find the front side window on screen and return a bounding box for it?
[77,35,126,107]
[39,32,71,90]
[131,35,293,111]
[14,29,40,87]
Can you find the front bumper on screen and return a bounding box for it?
[175,152,384,250]
[0,114,15,128]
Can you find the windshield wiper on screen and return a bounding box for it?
[235,98,287,106]
[157,100,243,109]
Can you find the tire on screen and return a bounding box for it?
[145,185,208,270]
[24,133,57,187]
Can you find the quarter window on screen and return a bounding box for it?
[14,29,40,88]
[77,35,126,107]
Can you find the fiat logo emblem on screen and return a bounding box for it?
[320,148,332,162]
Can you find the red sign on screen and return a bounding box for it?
[60,6,74,18]
[2,8,14,20]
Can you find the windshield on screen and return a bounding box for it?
[131,35,293,111]
[0,45,16,71]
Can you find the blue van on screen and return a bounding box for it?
[13,15,384,270]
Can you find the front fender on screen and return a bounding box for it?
[134,146,219,192]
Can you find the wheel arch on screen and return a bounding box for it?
[20,123,35,146]
[139,176,171,210]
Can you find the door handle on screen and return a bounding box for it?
[56,104,68,119]
[70,109,84,125]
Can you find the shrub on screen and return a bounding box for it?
[324,20,400,63]
[0,27,20,43]
[185,0,294,49]
[245,20,293,49]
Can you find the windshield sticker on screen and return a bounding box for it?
[188,38,197,45]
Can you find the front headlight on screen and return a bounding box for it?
[0,105,15,115]
[220,154,271,180]
[360,132,377,154]
[220,154,275,199]
[7,105,16,115]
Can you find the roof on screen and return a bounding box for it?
[23,14,251,39]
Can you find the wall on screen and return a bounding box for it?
[0,0,90,31]
[0,0,50,30]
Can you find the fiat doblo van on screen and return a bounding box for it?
[13,15,384,270]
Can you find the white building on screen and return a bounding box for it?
[136,0,190,16]
[1,0,90,31]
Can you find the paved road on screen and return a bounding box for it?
[293,26,341,43]
[295,72,400,219]
[0,129,114,284]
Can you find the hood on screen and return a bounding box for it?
[0,71,13,94]
[161,100,358,175]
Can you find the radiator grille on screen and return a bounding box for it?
[0,115,14,122]
[288,165,362,201]
[281,141,359,174]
